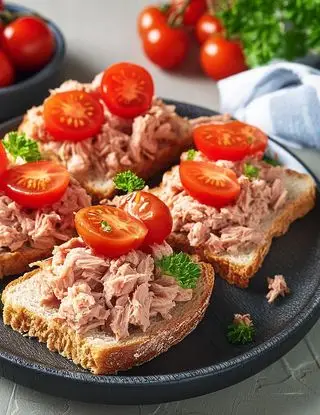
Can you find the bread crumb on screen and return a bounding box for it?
[266,274,290,303]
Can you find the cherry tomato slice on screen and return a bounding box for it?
[75,205,148,258]
[180,160,240,208]
[1,161,70,209]
[120,191,172,246]
[101,62,154,119]
[43,90,104,142]
[231,121,268,156]
[194,123,250,161]
[137,6,167,38]
[0,141,8,177]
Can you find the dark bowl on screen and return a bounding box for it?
[0,3,66,123]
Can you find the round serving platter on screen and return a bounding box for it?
[0,101,319,405]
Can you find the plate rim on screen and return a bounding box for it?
[0,102,319,390]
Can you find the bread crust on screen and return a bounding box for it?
[0,246,53,280]
[2,258,214,375]
[153,168,316,288]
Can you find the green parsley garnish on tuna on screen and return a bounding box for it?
[187,149,197,160]
[113,170,145,193]
[3,131,41,163]
[243,163,259,179]
[101,220,112,233]
[227,314,255,345]
[156,252,201,289]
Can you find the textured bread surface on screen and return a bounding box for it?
[2,258,214,374]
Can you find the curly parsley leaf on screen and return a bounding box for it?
[113,170,145,193]
[156,252,201,289]
[101,220,112,233]
[187,149,197,160]
[263,155,281,166]
[3,131,41,163]
[243,163,259,179]
[227,322,255,345]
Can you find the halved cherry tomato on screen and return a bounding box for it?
[120,191,172,246]
[143,25,189,69]
[137,6,167,38]
[194,123,250,161]
[196,14,224,44]
[0,50,15,87]
[75,205,148,258]
[0,141,8,176]
[230,121,268,156]
[101,62,154,119]
[171,0,207,26]
[180,160,240,208]
[1,161,70,209]
[43,90,104,142]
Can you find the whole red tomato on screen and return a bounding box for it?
[3,16,55,71]
[200,35,247,80]
[0,50,15,87]
[196,14,224,44]
[137,6,167,38]
[143,25,189,69]
[171,0,207,26]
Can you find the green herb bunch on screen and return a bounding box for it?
[3,131,41,163]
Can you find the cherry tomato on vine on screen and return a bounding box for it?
[200,35,247,81]
[137,6,167,38]
[0,50,14,87]
[171,0,207,26]
[196,14,224,44]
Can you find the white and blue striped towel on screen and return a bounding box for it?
[218,62,320,149]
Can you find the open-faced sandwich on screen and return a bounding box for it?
[2,189,215,374]
[152,120,316,287]
[18,62,227,200]
[0,135,91,278]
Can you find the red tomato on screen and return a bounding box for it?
[120,191,172,246]
[171,0,206,26]
[2,16,55,71]
[196,14,224,44]
[1,161,70,209]
[43,90,104,142]
[143,25,189,69]
[231,121,268,156]
[180,160,240,207]
[200,35,247,81]
[137,6,167,38]
[75,205,148,258]
[194,123,251,161]
[0,50,15,87]
[101,62,154,118]
[0,141,8,176]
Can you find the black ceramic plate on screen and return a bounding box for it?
[0,102,319,405]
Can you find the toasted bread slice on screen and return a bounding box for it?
[153,169,316,288]
[0,246,53,280]
[2,257,214,374]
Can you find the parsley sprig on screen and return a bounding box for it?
[263,155,281,167]
[101,220,112,232]
[3,131,41,163]
[187,149,197,161]
[156,252,201,289]
[227,314,255,345]
[113,170,145,193]
[217,0,320,67]
[243,163,259,180]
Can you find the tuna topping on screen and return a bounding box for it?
[40,238,193,340]
[156,152,288,255]
[0,180,91,252]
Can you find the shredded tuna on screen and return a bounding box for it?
[41,238,193,340]
[156,153,289,255]
[0,180,91,252]
[266,274,290,303]
[233,313,253,327]
[20,75,191,184]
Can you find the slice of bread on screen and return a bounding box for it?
[153,168,316,288]
[0,246,53,280]
[2,257,214,374]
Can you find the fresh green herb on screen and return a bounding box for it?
[113,171,145,193]
[156,252,201,289]
[101,220,112,233]
[3,131,41,163]
[243,163,259,179]
[187,149,197,161]
[217,0,320,67]
[263,155,281,166]
[227,314,255,345]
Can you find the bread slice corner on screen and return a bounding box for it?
[154,168,316,288]
[2,257,214,374]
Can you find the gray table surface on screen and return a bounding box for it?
[1,1,320,413]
